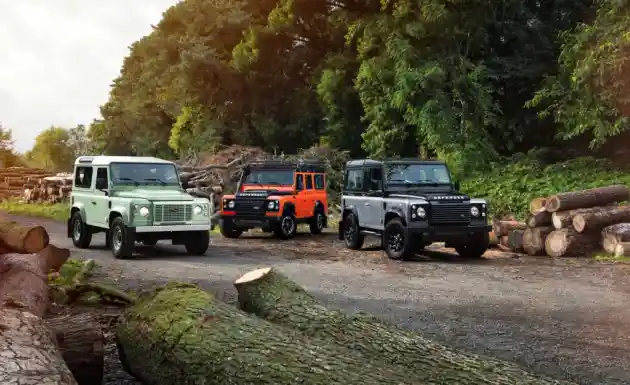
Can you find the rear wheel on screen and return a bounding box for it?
[455,232,489,259]
[383,218,415,261]
[220,218,243,239]
[185,231,210,255]
[343,213,364,250]
[71,212,92,249]
[309,209,326,235]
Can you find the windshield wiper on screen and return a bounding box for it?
[116,177,139,186]
[417,179,442,186]
[143,178,167,186]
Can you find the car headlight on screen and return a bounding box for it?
[139,206,150,217]
[194,205,203,215]
[227,200,235,209]
[267,200,278,210]
[470,206,480,217]
[416,206,426,218]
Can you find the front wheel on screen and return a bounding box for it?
[455,233,489,259]
[71,212,92,249]
[274,212,297,239]
[185,231,210,255]
[383,218,415,261]
[110,217,134,259]
[220,219,243,239]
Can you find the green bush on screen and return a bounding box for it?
[461,157,630,219]
[0,200,68,221]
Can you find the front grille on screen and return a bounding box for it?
[154,204,192,224]
[235,198,266,217]
[430,203,470,225]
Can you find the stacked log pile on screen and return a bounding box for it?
[22,173,73,203]
[0,167,53,200]
[495,184,630,257]
[115,267,577,384]
[0,217,105,385]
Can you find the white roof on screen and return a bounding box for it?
[74,156,175,166]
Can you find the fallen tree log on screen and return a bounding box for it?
[0,308,77,384]
[602,223,630,253]
[529,197,547,214]
[492,219,526,237]
[234,268,575,385]
[544,229,599,257]
[47,314,105,385]
[551,207,599,229]
[613,242,630,257]
[39,244,71,272]
[507,229,525,252]
[526,209,552,228]
[0,218,49,253]
[116,283,421,385]
[0,253,49,315]
[522,227,554,256]
[545,185,630,212]
[572,205,630,233]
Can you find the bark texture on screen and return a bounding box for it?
[0,308,77,385]
[0,218,49,253]
[492,219,526,237]
[47,314,105,385]
[116,282,422,385]
[0,253,49,316]
[234,268,575,385]
[572,205,630,233]
[507,230,525,252]
[529,197,547,214]
[602,223,630,253]
[544,229,599,257]
[551,208,598,230]
[526,210,552,228]
[545,185,629,212]
[522,227,554,256]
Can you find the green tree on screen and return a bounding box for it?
[0,123,21,167]
[26,127,75,172]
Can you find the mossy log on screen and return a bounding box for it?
[551,207,599,230]
[0,218,49,253]
[116,282,422,385]
[526,209,552,228]
[602,223,630,253]
[0,308,77,385]
[544,229,599,257]
[572,205,630,233]
[234,268,575,385]
[522,227,554,256]
[47,314,105,385]
[545,185,629,212]
[529,197,547,214]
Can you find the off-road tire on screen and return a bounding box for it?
[109,217,134,259]
[220,219,243,238]
[309,209,326,235]
[383,218,415,261]
[71,212,92,249]
[343,213,364,250]
[185,231,210,255]
[455,232,489,259]
[274,211,298,240]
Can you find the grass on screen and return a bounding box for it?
[592,252,630,264]
[0,199,68,222]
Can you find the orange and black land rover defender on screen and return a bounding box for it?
[219,160,328,239]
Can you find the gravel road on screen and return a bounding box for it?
[13,214,630,385]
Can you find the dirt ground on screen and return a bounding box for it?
[12,213,630,385]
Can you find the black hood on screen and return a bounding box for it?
[390,191,469,201]
[236,189,293,198]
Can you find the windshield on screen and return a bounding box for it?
[243,169,294,186]
[385,163,452,185]
[110,163,180,186]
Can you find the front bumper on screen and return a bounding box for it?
[221,214,281,228]
[407,223,490,242]
[134,224,212,233]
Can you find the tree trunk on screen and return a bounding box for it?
[234,268,575,385]
[492,219,526,237]
[116,283,423,385]
[601,223,630,253]
[0,218,49,253]
[38,244,71,272]
[47,314,105,385]
[613,242,630,257]
[526,210,552,228]
[0,308,77,385]
[551,207,599,230]
[0,253,49,316]
[529,197,547,214]
[545,185,630,212]
[572,205,630,233]
[522,227,554,256]
[544,229,599,257]
[507,230,525,252]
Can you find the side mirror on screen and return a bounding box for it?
[453,181,461,191]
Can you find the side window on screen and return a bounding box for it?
[95,168,108,190]
[368,168,383,191]
[344,169,365,190]
[305,174,313,190]
[74,166,93,189]
[296,174,304,190]
[314,174,325,190]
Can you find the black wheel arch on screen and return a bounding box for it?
[385,208,407,225]
[282,202,296,215]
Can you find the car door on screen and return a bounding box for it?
[343,167,369,226]
[364,167,385,230]
[92,167,110,227]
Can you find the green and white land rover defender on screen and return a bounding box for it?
[67,156,212,259]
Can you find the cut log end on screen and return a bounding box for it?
[544,231,568,257]
[234,267,272,285]
[572,215,586,233]
[529,197,546,214]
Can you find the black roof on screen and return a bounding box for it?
[345,158,446,167]
[246,159,326,173]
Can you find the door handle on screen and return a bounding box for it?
[91,201,96,205]
[364,202,370,206]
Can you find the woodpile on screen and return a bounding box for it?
[114,267,577,385]
[0,218,105,385]
[22,173,73,203]
[495,184,630,257]
[0,166,54,200]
